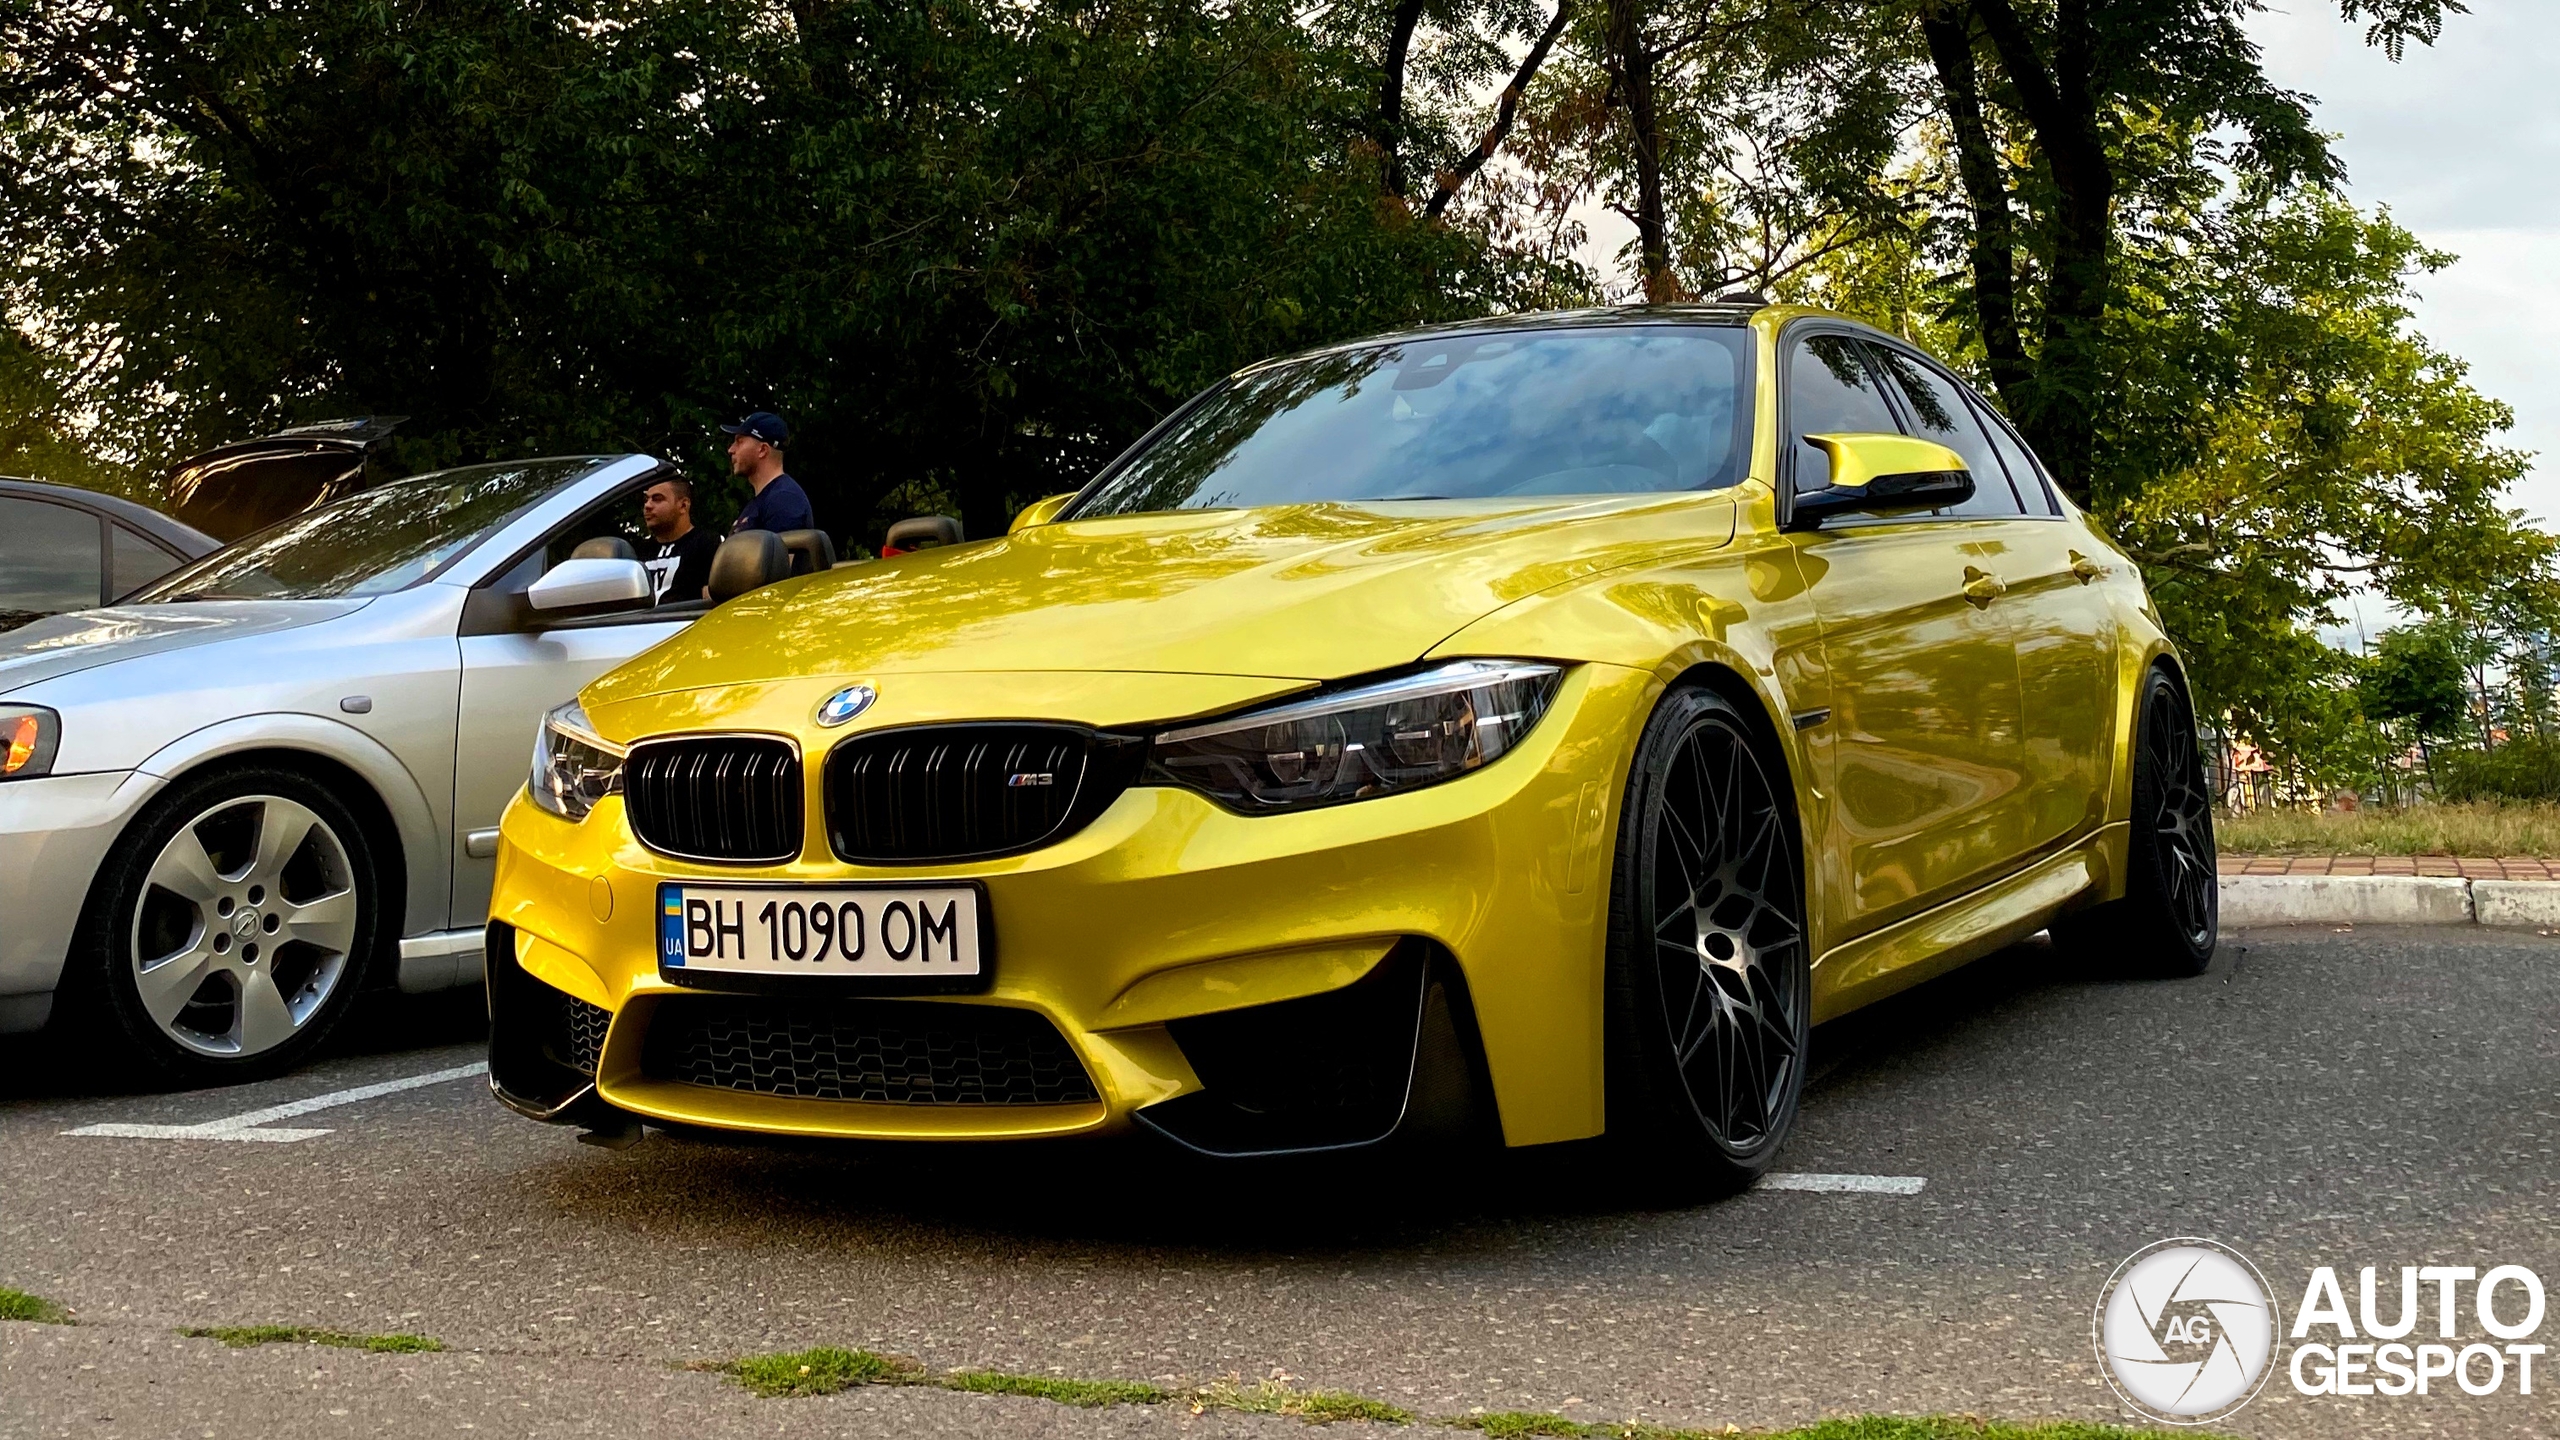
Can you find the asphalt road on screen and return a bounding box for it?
[2,926,2552,1439]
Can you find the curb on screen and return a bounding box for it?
[2220,875,2560,929]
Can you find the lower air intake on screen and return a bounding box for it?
[642,996,1100,1105]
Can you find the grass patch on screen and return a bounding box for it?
[2217,799,2560,857]
[722,1346,922,1398]
[1441,1414,1617,1439]
[1196,1378,1416,1424]
[0,1287,70,1324]
[937,1370,1170,1407]
[178,1325,443,1353]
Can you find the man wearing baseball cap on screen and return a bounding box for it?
[721,411,815,536]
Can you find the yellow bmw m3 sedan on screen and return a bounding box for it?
[483,302,2217,1192]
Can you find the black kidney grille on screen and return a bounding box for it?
[643,996,1100,1105]
[826,724,1107,862]
[626,737,803,863]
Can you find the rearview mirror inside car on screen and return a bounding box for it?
[1785,433,1973,530]
[1009,493,1077,534]
[527,557,651,613]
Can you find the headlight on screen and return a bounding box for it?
[0,705,58,781]
[529,698,625,820]
[1146,660,1563,812]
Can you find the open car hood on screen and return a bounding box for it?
[587,493,1737,705]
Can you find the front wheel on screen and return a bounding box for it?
[1603,685,1811,1199]
[67,766,384,1086]
[2052,667,2218,976]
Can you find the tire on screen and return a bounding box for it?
[2051,667,2218,976]
[64,765,385,1086]
[1602,684,1811,1199]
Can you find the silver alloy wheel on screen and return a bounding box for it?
[129,795,359,1058]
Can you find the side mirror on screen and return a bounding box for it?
[1009,493,1077,534]
[1786,433,1974,530]
[527,557,651,613]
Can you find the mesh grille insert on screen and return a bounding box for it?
[625,736,803,863]
[825,724,1121,863]
[642,996,1100,1105]
[552,993,610,1077]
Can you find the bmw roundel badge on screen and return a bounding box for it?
[815,682,878,728]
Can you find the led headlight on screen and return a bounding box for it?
[529,698,625,820]
[1147,659,1563,813]
[0,705,58,781]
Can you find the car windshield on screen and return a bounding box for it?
[136,458,609,602]
[1072,325,1753,517]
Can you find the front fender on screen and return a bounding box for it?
[137,713,450,939]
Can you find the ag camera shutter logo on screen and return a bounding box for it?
[2094,1238,2281,1424]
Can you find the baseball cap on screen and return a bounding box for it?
[720,411,789,446]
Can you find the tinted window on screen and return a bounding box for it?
[1075,327,1754,515]
[110,524,183,599]
[1785,334,1900,491]
[141,459,607,602]
[1969,396,2058,514]
[0,497,103,621]
[1867,348,2024,517]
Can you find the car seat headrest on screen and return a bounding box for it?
[777,528,838,576]
[569,535,637,562]
[708,530,791,602]
[883,515,964,554]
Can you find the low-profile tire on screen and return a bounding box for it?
[1602,684,1811,1199]
[2051,667,2218,977]
[63,765,385,1086]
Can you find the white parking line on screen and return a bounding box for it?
[1759,1172,1927,1195]
[62,1061,489,1143]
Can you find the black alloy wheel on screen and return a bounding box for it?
[65,764,386,1086]
[1604,684,1810,1197]
[2052,667,2218,976]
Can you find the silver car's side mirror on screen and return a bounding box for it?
[527,557,651,613]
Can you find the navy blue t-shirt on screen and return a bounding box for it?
[731,474,814,535]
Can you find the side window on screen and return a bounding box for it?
[0,497,105,621]
[110,525,184,599]
[1969,396,2060,514]
[1866,348,2024,517]
[475,477,671,622]
[1784,333,1900,492]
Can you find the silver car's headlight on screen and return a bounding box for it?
[1146,660,1563,813]
[0,704,58,781]
[530,699,625,820]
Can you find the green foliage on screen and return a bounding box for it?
[0,1287,70,1323]
[179,1325,442,1352]
[721,1346,922,1397]
[2360,622,2473,739]
[2217,798,2560,857]
[2434,737,2560,804]
[936,1371,1170,1407]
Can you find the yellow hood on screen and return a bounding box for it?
[587,493,1738,706]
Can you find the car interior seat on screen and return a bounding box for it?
[882,515,964,557]
[707,530,791,603]
[778,528,837,576]
[568,536,638,562]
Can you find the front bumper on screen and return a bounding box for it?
[0,770,155,1031]
[485,662,1653,1149]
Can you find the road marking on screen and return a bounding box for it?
[1759,1172,1927,1195]
[62,1062,489,1143]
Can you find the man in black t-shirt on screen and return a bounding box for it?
[639,477,718,603]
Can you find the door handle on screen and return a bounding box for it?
[1962,566,2006,605]
[2068,549,2106,583]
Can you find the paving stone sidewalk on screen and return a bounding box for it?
[2219,853,2560,879]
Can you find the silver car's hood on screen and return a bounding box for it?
[0,600,368,695]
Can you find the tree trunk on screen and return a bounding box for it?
[1920,7,2029,408]
[1425,0,1574,220]
[1604,0,1676,300]
[1379,0,1430,200]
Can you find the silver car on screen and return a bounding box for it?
[0,453,771,1083]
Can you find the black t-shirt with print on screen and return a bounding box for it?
[644,527,718,604]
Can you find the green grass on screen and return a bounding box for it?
[0,1287,71,1324]
[937,1370,1170,1406]
[1194,1379,1416,1424]
[722,1346,922,1397]
[178,1325,443,1354]
[2217,799,2560,857]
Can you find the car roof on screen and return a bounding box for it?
[0,476,221,556]
[1241,302,1777,375]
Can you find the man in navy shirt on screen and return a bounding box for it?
[721,412,814,535]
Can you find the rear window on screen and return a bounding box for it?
[1074,326,1754,516]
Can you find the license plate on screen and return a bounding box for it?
[657,883,983,977]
